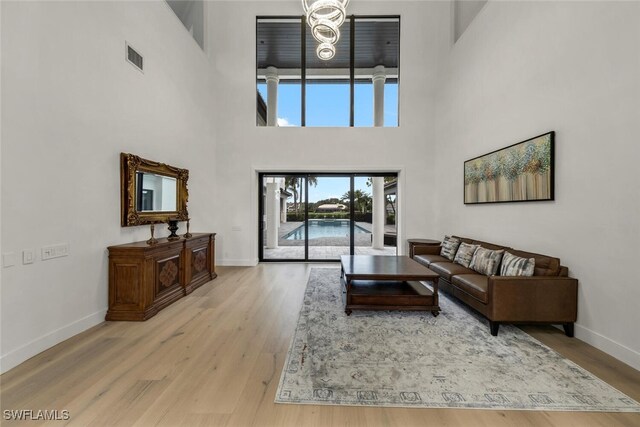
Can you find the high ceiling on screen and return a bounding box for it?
[257,18,400,71]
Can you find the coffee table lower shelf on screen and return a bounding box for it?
[341,277,440,316]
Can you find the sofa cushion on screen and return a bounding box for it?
[414,254,448,267]
[470,247,505,276]
[500,251,535,276]
[429,262,475,281]
[453,243,479,268]
[451,274,489,303]
[509,249,561,276]
[440,236,461,260]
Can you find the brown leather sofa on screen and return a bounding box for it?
[412,236,578,337]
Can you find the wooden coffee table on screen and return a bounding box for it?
[340,255,440,316]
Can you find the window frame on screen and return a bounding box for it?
[256,15,400,127]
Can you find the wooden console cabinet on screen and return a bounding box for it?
[106,233,216,321]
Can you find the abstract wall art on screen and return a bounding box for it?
[464,132,554,204]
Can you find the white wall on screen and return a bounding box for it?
[453,0,487,42]
[209,1,449,266]
[0,0,216,373]
[433,1,640,369]
[166,0,205,50]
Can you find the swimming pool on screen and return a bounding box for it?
[283,220,370,240]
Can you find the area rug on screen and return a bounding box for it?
[275,268,640,411]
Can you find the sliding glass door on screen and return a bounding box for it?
[306,176,351,260]
[261,175,306,260]
[259,173,397,262]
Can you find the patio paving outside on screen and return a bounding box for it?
[263,221,397,260]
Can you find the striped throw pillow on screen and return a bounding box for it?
[470,247,505,276]
[500,251,536,276]
[440,236,461,261]
[453,243,479,268]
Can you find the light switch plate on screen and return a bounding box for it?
[3,252,17,268]
[23,249,35,264]
[42,243,69,260]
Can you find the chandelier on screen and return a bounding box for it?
[302,0,349,60]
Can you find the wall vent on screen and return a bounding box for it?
[126,43,144,72]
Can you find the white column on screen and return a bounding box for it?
[372,177,385,249]
[265,182,280,248]
[372,66,387,249]
[372,65,386,127]
[265,66,279,127]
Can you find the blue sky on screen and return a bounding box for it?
[306,176,370,203]
[257,82,398,127]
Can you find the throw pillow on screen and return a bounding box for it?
[500,251,536,276]
[470,247,505,276]
[440,236,461,261]
[453,243,479,268]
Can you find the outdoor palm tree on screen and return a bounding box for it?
[285,176,318,215]
[285,176,300,214]
[299,176,317,214]
[341,190,372,213]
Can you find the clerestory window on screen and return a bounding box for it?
[256,16,400,127]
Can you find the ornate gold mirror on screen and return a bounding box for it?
[120,153,189,226]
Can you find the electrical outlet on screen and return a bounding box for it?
[22,249,35,265]
[42,243,69,260]
[232,226,242,232]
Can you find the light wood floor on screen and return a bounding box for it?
[2,264,639,426]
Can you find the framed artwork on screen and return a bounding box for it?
[464,131,555,204]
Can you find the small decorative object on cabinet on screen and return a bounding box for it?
[184,218,192,239]
[167,219,180,241]
[106,233,216,321]
[146,224,158,245]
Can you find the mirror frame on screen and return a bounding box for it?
[120,152,189,226]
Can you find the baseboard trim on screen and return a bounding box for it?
[216,258,259,267]
[573,323,640,371]
[0,309,106,374]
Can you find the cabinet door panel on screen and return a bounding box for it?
[114,264,140,306]
[191,247,209,278]
[155,254,181,297]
